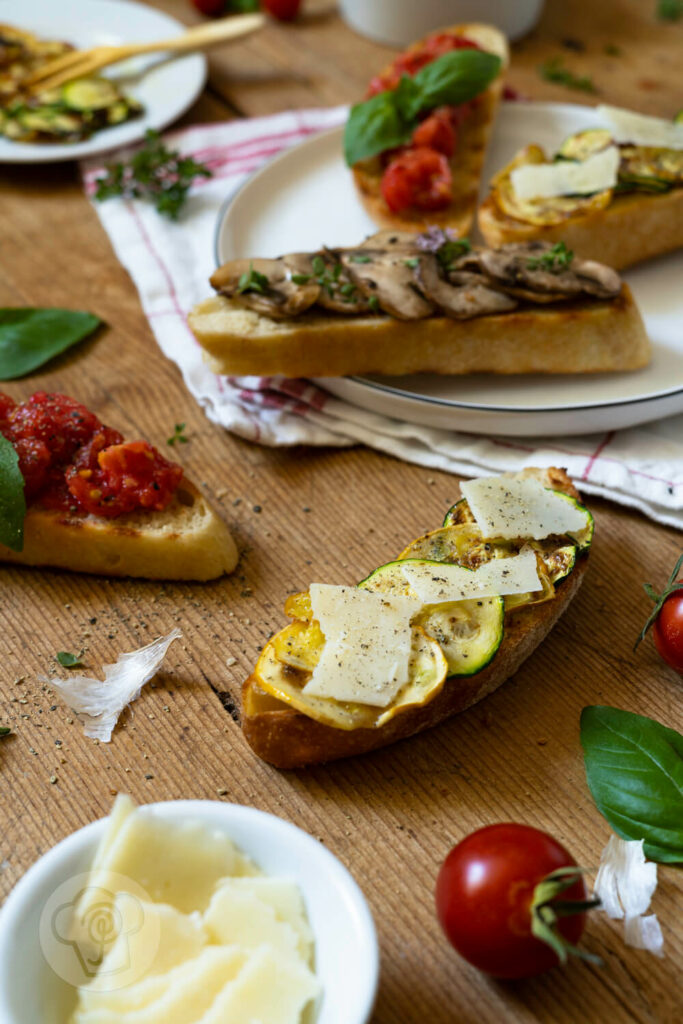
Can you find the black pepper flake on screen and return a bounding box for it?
[252,505,262,514]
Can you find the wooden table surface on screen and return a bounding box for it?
[1,2,682,1021]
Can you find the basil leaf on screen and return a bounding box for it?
[344,89,410,167]
[0,434,25,552]
[343,48,501,167]
[0,308,101,380]
[411,49,502,113]
[581,705,683,863]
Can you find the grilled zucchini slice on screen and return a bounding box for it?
[62,78,119,111]
[557,129,612,161]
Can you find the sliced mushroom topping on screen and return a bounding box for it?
[359,230,419,253]
[418,259,518,319]
[288,250,373,314]
[464,243,621,301]
[210,257,320,319]
[571,258,621,298]
[341,251,434,320]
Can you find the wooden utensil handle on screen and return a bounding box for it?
[126,13,265,59]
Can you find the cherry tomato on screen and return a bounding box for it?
[381,148,452,212]
[435,824,588,979]
[263,0,301,21]
[365,34,479,97]
[653,590,683,673]
[411,109,457,158]
[190,0,227,16]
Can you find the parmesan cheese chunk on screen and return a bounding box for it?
[597,104,683,151]
[460,476,586,540]
[303,583,421,707]
[401,549,541,604]
[510,144,619,199]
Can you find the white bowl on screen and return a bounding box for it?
[339,0,545,46]
[0,801,379,1024]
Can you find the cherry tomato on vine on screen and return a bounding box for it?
[435,824,593,979]
[381,148,452,213]
[636,553,683,674]
[263,0,302,20]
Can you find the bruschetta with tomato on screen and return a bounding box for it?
[344,24,508,235]
[0,391,238,580]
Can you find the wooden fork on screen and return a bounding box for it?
[24,12,265,93]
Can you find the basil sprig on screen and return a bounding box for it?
[0,434,25,552]
[344,49,502,167]
[581,706,683,863]
[0,309,101,380]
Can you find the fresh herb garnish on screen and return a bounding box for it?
[367,295,380,312]
[538,57,597,93]
[349,254,372,264]
[658,0,683,20]
[236,263,269,295]
[291,274,312,285]
[344,49,502,166]
[167,423,189,446]
[404,258,419,268]
[436,237,471,270]
[581,706,683,863]
[634,552,683,650]
[0,726,11,739]
[527,241,574,272]
[290,257,353,299]
[94,129,212,220]
[56,651,85,668]
[0,434,25,553]
[0,308,101,380]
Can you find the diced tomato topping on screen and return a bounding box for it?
[411,108,457,157]
[66,439,183,518]
[381,148,453,212]
[0,391,183,519]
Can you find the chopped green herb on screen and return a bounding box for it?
[658,0,683,20]
[308,256,347,299]
[311,255,326,276]
[404,258,419,268]
[368,295,380,312]
[237,262,269,295]
[340,282,357,298]
[56,651,85,668]
[436,237,471,270]
[94,129,212,220]
[349,254,372,264]
[538,57,597,93]
[0,726,11,739]
[527,241,574,273]
[167,423,189,446]
[291,273,312,285]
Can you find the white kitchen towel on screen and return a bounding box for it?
[82,107,683,530]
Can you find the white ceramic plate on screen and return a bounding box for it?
[0,0,206,163]
[0,801,378,1024]
[215,102,683,437]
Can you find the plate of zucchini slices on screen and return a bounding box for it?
[0,0,206,162]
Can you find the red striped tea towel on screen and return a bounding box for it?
[82,107,683,530]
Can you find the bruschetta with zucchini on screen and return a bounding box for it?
[241,467,591,768]
[478,105,683,270]
[344,23,508,234]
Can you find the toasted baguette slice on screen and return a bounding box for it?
[351,24,508,235]
[478,175,683,271]
[0,480,238,581]
[241,468,587,769]
[189,285,650,377]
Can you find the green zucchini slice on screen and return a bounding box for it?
[358,558,505,677]
[62,77,119,111]
[557,128,612,161]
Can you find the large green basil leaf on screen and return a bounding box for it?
[343,48,501,167]
[411,49,501,114]
[0,434,25,552]
[581,705,683,863]
[0,308,101,380]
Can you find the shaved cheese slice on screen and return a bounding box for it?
[198,945,320,1024]
[460,476,586,541]
[597,104,683,151]
[510,144,619,199]
[303,584,421,707]
[401,549,541,603]
[44,629,182,742]
[594,836,663,957]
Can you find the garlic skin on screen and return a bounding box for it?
[594,835,664,957]
[45,629,182,742]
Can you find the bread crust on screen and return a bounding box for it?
[241,468,588,769]
[478,183,683,271]
[350,23,508,235]
[189,284,650,377]
[0,481,239,581]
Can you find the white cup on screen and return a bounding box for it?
[339,0,545,47]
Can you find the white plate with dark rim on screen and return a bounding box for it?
[214,102,683,437]
[0,0,206,164]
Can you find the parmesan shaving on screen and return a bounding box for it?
[597,104,683,151]
[510,144,620,199]
[460,475,587,541]
[593,835,663,956]
[400,548,541,603]
[45,629,182,742]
